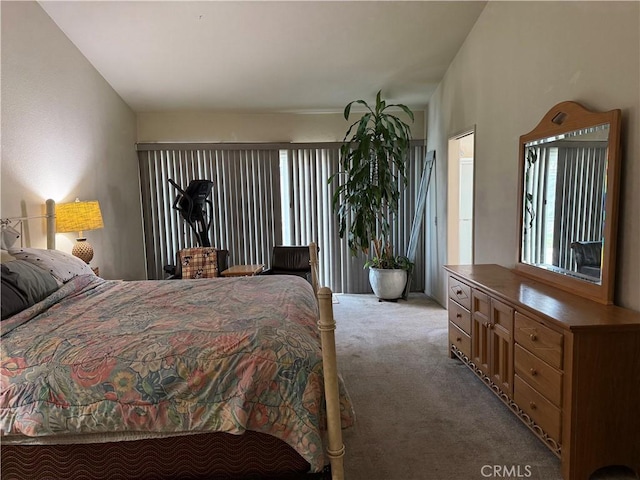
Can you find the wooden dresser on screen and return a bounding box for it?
[444,264,640,480]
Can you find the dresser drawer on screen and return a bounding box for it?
[448,276,471,310]
[449,322,471,359]
[514,375,562,444]
[514,312,563,370]
[514,344,563,407]
[448,300,471,334]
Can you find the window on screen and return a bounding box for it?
[137,142,427,293]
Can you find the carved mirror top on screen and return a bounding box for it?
[515,101,621,305]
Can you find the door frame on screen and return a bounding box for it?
[447,128,476,265]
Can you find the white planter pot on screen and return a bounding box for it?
[368,268,407,300]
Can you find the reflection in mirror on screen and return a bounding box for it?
[515,101,621,305]
[521,124,609,284]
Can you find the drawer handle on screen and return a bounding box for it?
[456,289,463,295]
[529,401,537,410]
[456,313,462,318]
[529,333,538,341]
[530,368,538,376]
[456,337,462,342]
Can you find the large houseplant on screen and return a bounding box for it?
[330,90,414,299]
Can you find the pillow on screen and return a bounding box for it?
[1,250,16,263]
[8,247,96,283]
[1,278,30,320]
[179,247,218,279]
[1,260,59,304]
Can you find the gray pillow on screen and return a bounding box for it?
[1,259,59,305]
[1,278,30,320]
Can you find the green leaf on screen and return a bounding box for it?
[398,104,414,122]
[344,101,354,120]
[333,91,414,259]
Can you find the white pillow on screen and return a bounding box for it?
[8,247,96,283]
[1,250,16,264]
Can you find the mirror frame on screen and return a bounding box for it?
[515,101,622,305]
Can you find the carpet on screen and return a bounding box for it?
[333,293,637,480]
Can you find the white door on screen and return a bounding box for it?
[458,158,474,264]
[447,132,474,264]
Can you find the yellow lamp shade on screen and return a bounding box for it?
[56,200,104,234]
[56,199,103,264]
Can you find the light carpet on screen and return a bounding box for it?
[333,293,637,480]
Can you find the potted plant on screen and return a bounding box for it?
[329,90,414,300]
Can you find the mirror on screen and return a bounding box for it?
[521,124,609,283]
[515,101,621,305]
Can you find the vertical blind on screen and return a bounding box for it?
[137,142,427,293]
[521,139,607,270]
[137,145,282,280]
[555,142,607,269]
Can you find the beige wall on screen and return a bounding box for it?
[6,0,637,305]
[138,110,425,143]
[1,1,146,280]
[426,1,640,310]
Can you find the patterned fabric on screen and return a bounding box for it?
[0,275,354,472]
[8,248,96,284]
[179,247,218,279]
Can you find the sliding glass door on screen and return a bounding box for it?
[137,142,427,293]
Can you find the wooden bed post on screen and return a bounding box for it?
[45,199,56,250]
[317,286,345,480]
[309,242,345,479]
[309,242,319,295]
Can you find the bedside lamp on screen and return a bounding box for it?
[56,198,104,264]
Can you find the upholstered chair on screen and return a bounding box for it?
[260,245,317,282]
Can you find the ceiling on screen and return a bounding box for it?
[39,1,487,114]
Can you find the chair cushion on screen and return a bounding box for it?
[173,249,228,278]
[178,248,218,279]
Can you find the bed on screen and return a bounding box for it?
[1,200,353,480]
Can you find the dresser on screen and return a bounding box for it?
[444,264,640,480]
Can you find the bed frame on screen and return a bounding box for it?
[0,199,56,251]
[1,200,346,480]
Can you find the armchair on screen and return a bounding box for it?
[570,241,602,278]
[261,245,317,283]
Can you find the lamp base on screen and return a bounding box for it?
[72,238,94,264]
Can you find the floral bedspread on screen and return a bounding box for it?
[0,275,354,471]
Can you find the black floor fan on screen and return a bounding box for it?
[168,179,214,247]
